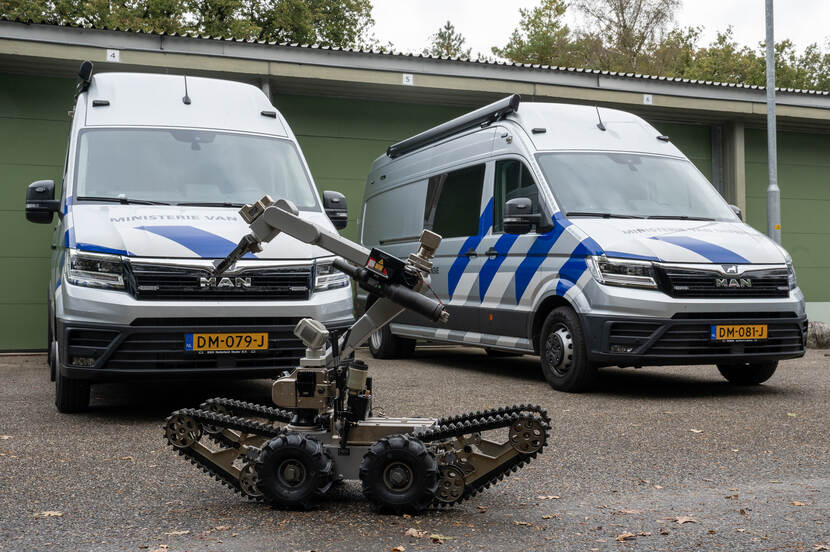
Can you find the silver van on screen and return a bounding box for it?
[358,95,806,392]
[24,63,353,412]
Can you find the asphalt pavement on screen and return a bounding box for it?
[0,348,827,552]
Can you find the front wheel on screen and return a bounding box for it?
[368,324,416,359]
[539,307,597,392]
[255,433,333,509]
[360,434,438,514]
[717,361,778,385]
[55,366,91,413]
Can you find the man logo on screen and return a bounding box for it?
[715,278,752,289]
[721,264,740,275]
[199,276,252,289]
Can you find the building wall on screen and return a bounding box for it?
[745,128,830,320]
[0,72,780,351]
[0,74,74,350]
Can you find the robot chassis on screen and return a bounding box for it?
[164,196,550,513]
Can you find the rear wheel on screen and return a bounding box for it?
[360,434,438,514]
[717,361,778,385]
[539,307,597,392]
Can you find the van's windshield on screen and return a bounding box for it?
[74,128,319,209]
[535,152,736,221]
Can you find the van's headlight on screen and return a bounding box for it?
[64,250,125,289]
[586,255,658,289]
[314,260,350,291]
[785,255,797,290]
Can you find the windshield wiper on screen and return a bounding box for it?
[565,211,643,219]
[176,202,245,208]
[76,196,170,205]
[645,215,715,221]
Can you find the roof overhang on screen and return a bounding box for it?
[2,20,830,129]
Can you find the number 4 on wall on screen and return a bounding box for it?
[106,49,120,63]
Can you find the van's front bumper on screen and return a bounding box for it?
[57,317,354,381]
[582,312,807,367]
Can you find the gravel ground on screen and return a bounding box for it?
[0,348,827,552]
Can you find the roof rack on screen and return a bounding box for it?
[386,94,521,158]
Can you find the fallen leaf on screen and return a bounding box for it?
[690,429,704,433]
[653,485,664,489]
[708,530,717,534]
[637,532,652,537]
[739,509,748,516]
[658,528,670,535]
[737,528,746,533]
[792,501,806,506]
[770,480,783,484]
[725,495,738,500]
[537,495,561,500]
[121,456,134,461]
[404,528,426,539]
[33,511,63,518]
[164,530,189,536]
[619,509,642,515]
[0,435,10,440]
[616,532,636,542]
[402,513,411,519]
[675,516,698,525]
[787,412,797,417]
[541,514,560,520]
[214,525,230,531]
[813,545,830,551]
[514,521,532,526]
[477,506,487,513]
[429,534,453,543]
[391,546,405,552]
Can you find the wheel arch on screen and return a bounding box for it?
[529,294,574,354]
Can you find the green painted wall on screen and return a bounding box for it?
[745,128,830,302]
[0,74,74,350]
[0,76,717,351]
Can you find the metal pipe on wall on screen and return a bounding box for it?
[766,0,782,244]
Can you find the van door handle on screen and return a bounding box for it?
[485,247,499,258]
[463,248,477,258]
[50,243,57,250]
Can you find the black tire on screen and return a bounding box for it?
[255,433,333,509]
[360,434,438,514]
[55,365,91,413]
[368,326,416,359]
[485,348,523,357]
[539,306,597,392]
[717,361,778,385]
[47,303,56,382]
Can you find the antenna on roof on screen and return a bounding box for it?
[595,106,606,131]
[76,60,93,95]
[182,75,192,105]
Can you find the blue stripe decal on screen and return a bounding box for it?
[604,250,662,262]
[64,227,76,248]
[650,236,749,263]
[138,225,256,259]
[478,233,519,301]
[514,213,572,302]
[76,243,131,256]
[447,198,493,300]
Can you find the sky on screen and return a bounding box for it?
[370,0,830,58]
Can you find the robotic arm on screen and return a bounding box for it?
[214,195,449,363]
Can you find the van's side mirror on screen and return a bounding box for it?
[504,197,538,234]
[729,204,743,221]
[25,180,60,224]
[323,190,348,230]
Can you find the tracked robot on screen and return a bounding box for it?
[164,196,549,513]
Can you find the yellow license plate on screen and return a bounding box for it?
[710,324,767,341]
[185,332,268,351]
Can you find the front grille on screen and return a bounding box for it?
[127,263,312,301]
[657,266,789,298]
[646,321,804,356]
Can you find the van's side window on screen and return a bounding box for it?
[424,164,485,238]
[493,159,541,233]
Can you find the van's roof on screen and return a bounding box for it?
[510,102,682,156]
[82,73,288,136]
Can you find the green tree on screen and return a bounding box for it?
[424,20,471,59]
[491,0,576,66]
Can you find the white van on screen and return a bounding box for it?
[358,95,806,392]
[25,63,353,412]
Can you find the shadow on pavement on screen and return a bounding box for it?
[408,346,788,400]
